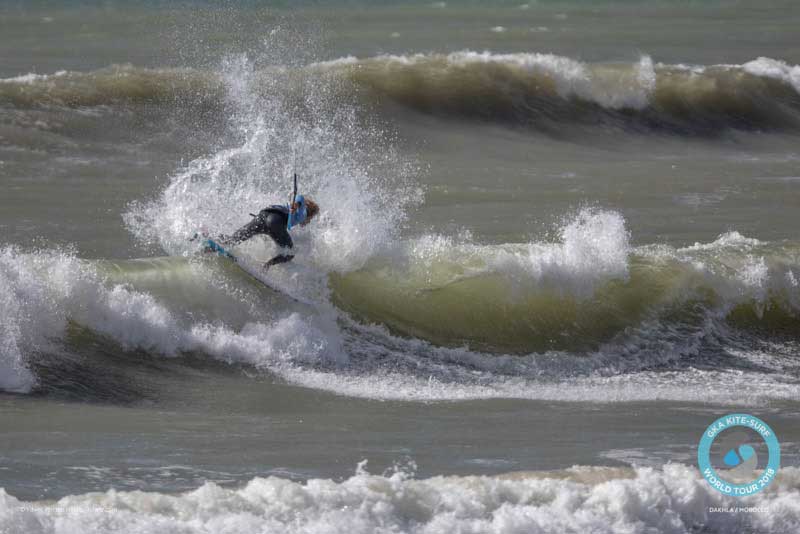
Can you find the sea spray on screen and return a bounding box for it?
[123,50,422,276]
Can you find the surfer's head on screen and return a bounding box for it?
[302,198,319,225]
[292,196,319,226]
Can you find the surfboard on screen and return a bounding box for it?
[202,238,313,305]
[203,238,236,260]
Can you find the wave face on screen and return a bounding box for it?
[1,464,799,534]
[331,219,800,354]
[328,53,800,133]
[3,54,800,134]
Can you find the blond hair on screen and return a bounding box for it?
[303,198,319,224]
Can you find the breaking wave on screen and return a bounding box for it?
[1,463,799,534]
[3,220,800,405]
[325,53,800,132]
[3,54,800,134]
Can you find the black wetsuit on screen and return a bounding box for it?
[224,206,294,267]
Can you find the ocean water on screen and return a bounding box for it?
[1,1,800,532]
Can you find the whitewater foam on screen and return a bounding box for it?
[377,208,629,298]
[1,464,798,534]
[0,70,67,84]
[0,268,36,393]
[743,57,800,94]
[0,247,346,394]
[0,247,76,393]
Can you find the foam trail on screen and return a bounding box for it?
[279,311,799,405]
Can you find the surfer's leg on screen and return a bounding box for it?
[222,213,269,246]
[263,213,294,249]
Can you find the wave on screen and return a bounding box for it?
[323,53,800,133]
[2,463,799,534]
[0,246,353,400]
[0,64,222,108]
[331,215,800,354]
[3,54,800,134]
[4,221,800,405]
